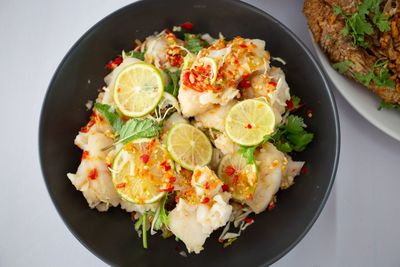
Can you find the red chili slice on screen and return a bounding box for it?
[181,22,193,30]
[140,154,150,164]
[88,168,98,180]
[224,165,236,176]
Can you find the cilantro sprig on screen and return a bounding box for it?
[123,50,145,61]
[271,115,314,153]
[334,0,390,48]
[354,59,395,88]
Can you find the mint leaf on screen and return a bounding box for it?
[94,103,124,133]
[238,145,257,164]
[184,33,208,53]
[118,119,161,144]
[164,69,181,96]
[332,60,352,74]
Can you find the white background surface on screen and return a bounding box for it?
[1,0,399,266]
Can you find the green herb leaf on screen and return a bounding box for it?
[332,60,353,74]
[334,0,390,48]
[118,119,161,144]
[164,69,181,97]
[238,145,257,164]
[378,101,400,111]
[354,60,395,88]
[154,194,169,231]
[271,115,314,153]
[291,95,302,110]
[184,33,208,53]
[124,50,145,61]
[134,215,143,232]
[94,103,124,133]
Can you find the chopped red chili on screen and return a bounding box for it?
[169,176,176,183]
[244,217,254,224]
[222,184,230,192]
[105,56,123,70]
[239,79,251,89]
[116,182,127,189]
[201,197,210,204]
[301,165,309,175]
[88,168,98,180]
[81,150,89,160]
[268,80,277,87]
[140,154,150,164]
[224,165,236,176]
[181,22,193,30]
[161,161,172,171]
[286,99,294,110]
[245,123,253,129]
[204,181,210,190]
[160,186,174,192]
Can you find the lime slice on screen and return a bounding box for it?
[113,62,164,117]
[225,99,275,146]
[112,139,175,204]
[218,153,257,202]
[166,123,212,171]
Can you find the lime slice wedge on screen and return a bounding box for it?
[218,153,257,202]
[113,62,164,117]
[166,123,212,171]
[225,99,275,146]
[112,139,175,204]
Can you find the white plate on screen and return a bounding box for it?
[312,42,400,142]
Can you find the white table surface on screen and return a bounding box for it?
[1,0,399,266]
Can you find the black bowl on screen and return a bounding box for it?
[39,0,340,266]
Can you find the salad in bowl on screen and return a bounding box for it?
[67,25,314,254]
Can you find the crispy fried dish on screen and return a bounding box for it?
[304,0,400,105]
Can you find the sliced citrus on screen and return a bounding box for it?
[217,153,257,202]
[225,99,275,146]
[166,123,212,171]
[111,139,175,204]
[113,62,164,117]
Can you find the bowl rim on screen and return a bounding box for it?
[38,0,340,265]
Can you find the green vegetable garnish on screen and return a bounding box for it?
[271,115,314,153]
[164,69,181,97]
[184,33,208,53]
[238,145,257,165]
[95,103,161,148]
[142,213,148,249]
[334,0,390,48]
[378,101,400,112]
[123,50,145,61]
[94,103,124,133]
[332,60,353,74]
[117,118,161,145]
[354,60,395,88]
[154,194,169,231]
